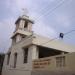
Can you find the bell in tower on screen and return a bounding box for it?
[11,9,34,45]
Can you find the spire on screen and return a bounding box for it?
[11,9,34,45]
[15,8,34,24]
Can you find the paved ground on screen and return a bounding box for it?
[31,70,75,75]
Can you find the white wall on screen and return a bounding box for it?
[2,37,35,75]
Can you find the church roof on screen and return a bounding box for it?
[32,34,75,52]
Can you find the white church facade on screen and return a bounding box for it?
[2,14,75,75]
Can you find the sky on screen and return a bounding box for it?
[0,0,75,52]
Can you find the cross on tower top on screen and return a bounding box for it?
[22,8,28,16]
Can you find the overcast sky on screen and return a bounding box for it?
[0,0,75,52]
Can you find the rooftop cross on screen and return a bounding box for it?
[22,8,28,16]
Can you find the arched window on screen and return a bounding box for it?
[14,53,17,68]
[7,52,11,65]
[24,21,28,28]
[23,47,28,63]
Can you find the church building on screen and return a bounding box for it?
[2,13,75,75]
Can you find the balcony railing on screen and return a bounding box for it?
[33,58,51,69]
[33,55,66,70]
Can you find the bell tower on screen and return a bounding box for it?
[11,12,34,45]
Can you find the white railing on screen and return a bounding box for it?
[33,55,66,70]
[33,58,51,69]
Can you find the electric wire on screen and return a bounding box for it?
[31,0,62,19]
[32,0,71,34]
[33,0,68,22]
[40,29,75,45]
